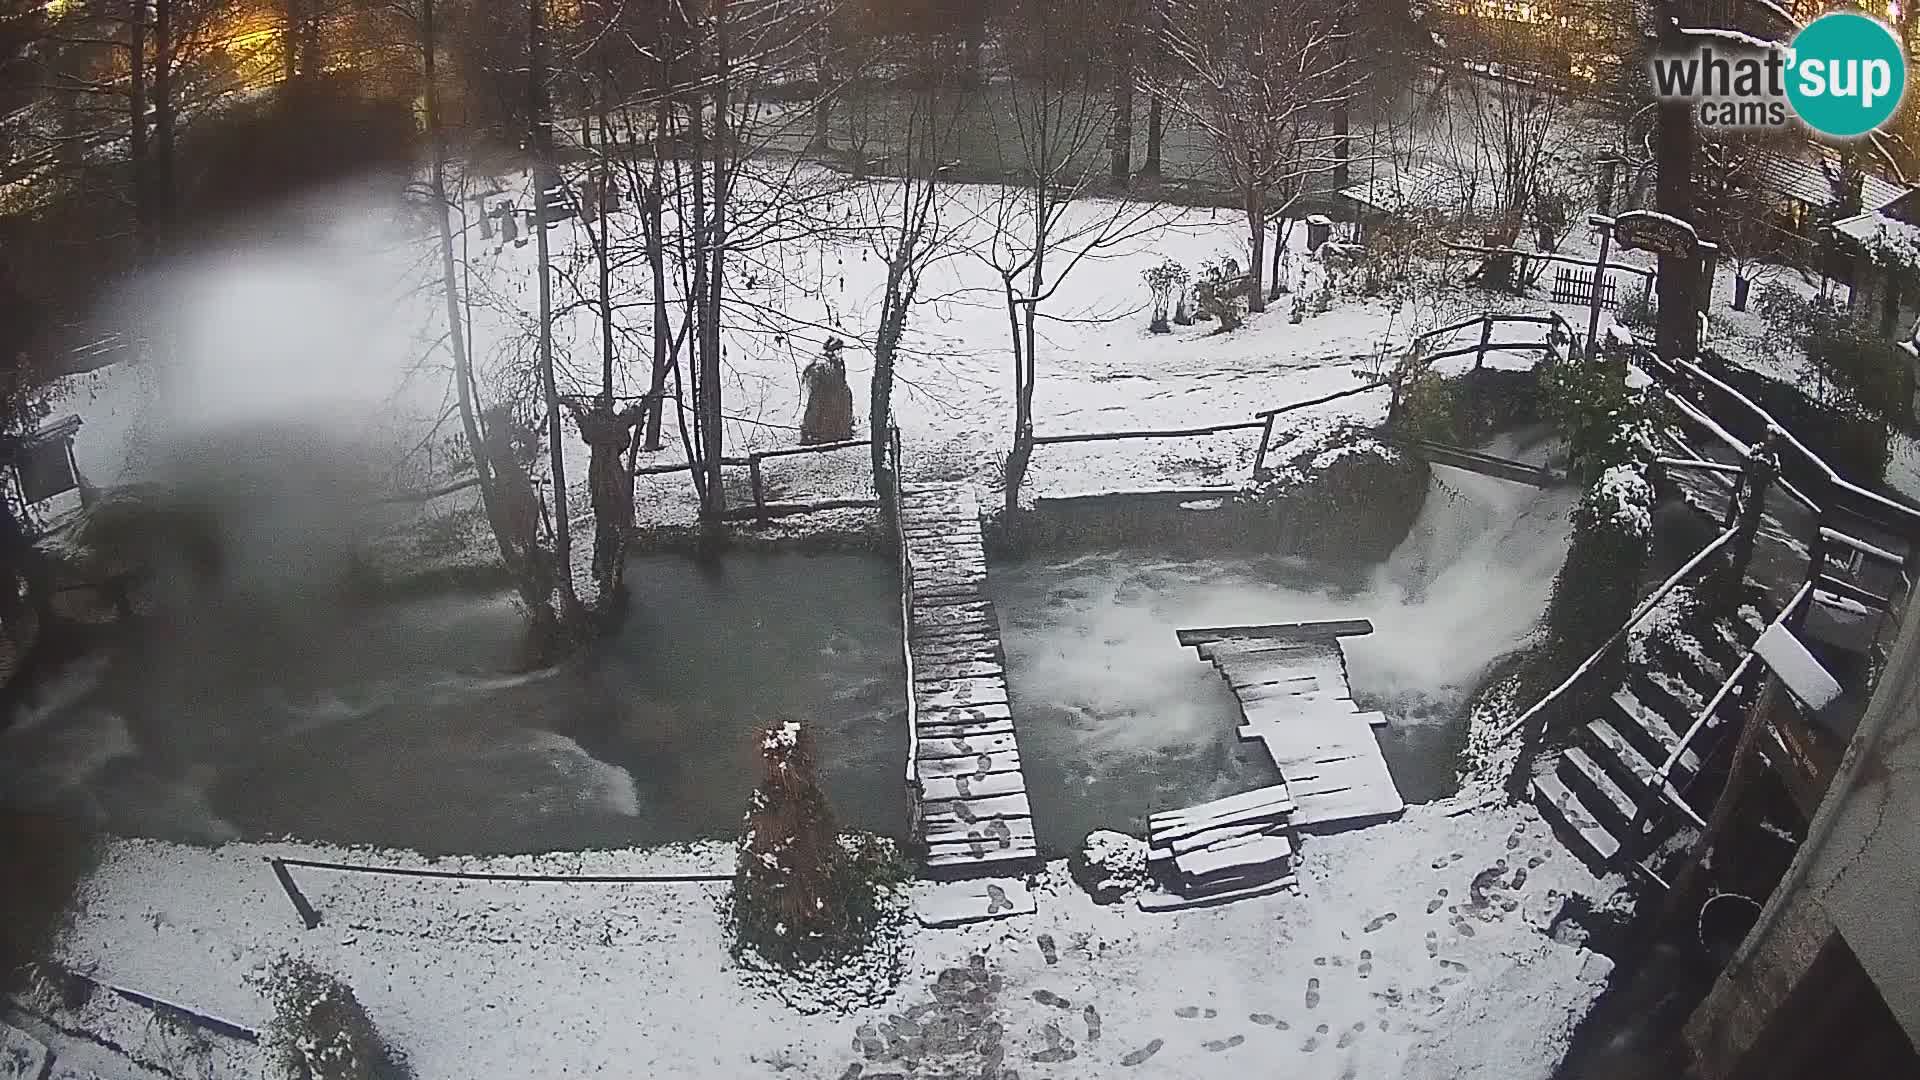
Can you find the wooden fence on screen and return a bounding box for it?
[1551,266,1618,309]
[633,436,879,521]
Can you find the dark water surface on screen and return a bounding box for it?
[0,553,907,854]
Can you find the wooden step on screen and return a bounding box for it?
[1558,746,1639,834]
[921,791,1033,823]
[1173,833,1293,882]
[1149,784,1296,827]
[1610,689,1700,779]
[916,877,1035,925]
[1532,771,1620,864]
[1582,718,1666,798]
[923,808,1032,842]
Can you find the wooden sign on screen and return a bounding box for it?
[1614,210,1701,259]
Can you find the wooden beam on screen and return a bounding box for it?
[1176,618,1374,647]
[1253,379,1390,418]
[1030,419,1266,445]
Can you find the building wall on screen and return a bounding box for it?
[1686,600,1920,1076]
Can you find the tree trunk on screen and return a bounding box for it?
[129,0,150,257]
[530,0,583,621]
[152,0,175,243]
[1654,19,1697,363]
[1142,94,1163,178]
[1110,7,1135,188]
[701,0,733,524]
[422,0,556,636]
[1332,0,1350,189]
[872,281,905,508]
[811,55,831,150]
[1246,186,1267,313]
[689,97,716,513]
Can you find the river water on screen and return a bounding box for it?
[990,463,1575,854]
[4,462,1569,859]
[1,553,907,854]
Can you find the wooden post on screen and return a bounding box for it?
[1473,315,1493,372]
[1587,222,1613,355]
[749,455,767,521]
[1698,241,1719,314]
[1251,413,1278,478]
[269,858,323,929]
[1661,676,1781,931]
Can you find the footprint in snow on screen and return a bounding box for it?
[1337,1023,1363,1049]
[1032,990,1072,1010]
[1358,949,1373,979]
[1204,1008,1217,1019]
[1174,1005,1200,1019]
[1120,1039,1164,1067]
[1084,1005,1101,1041]
[1439,959,1469,973]
[1202,1035,1245,1052]
[838,1065,863,1080]
[1378,1017,1391,1032]
[1427,898,1444,914]
[1250,1013,1277,1026]
[1314,956,1327,966]
[1306,977,1321,1010]
[1456,922,1477,938]
[1302,1034,1322,1053]
[1037,934,1058,966]
[1528,855,1545,869]
[1450,851,1464,862]
[1510,867,1529,890]
[1426,930,1439,956]
[1362,911,1397,933]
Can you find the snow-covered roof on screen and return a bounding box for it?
[1337,164,1478,218]
[1833,200,1920,270]
[1756,151,1907,213]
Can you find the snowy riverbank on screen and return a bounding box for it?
[20,796,1618,1080]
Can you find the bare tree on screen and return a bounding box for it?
[1156,0,1360,312]
[985,0,1162,514]
[858,37,964,505]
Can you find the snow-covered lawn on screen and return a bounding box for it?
[34,794,1615,1080]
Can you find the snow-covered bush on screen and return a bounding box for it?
[1191,257,1246,331]
[254,955,399,1080]
[1142,258,1189,334]
[1539,349,1658,484]
[1068,829,1149,904]
[731,721,906,967]
[1541,464,1653,693]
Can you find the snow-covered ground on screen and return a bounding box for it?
[29,795,1616,1080]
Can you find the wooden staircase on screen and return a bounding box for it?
[1531,602,1773,867]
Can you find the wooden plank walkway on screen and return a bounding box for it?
[1188,626,1406,831]
[902,482,1040,882]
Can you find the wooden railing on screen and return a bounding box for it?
[887,424,921,821]
[633,437,879,521]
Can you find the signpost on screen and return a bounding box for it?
[1587,210,1717,357]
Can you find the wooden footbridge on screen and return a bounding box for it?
[896,481,1041,887]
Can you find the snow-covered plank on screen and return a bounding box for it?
[1149,784,1296,828]
[1174,833,1294,880]
[1156,818,1283,860]
[916,678,1010,711]
[1136,875,1297,912]
[915,701,1014,727]
[915,878,1034,926]
[914,658,1004,682]
[921,791,1032,823]
[1753,623,1843,713]
[922,809,1032,843]
[1179,619,1374,648]
[917,733,1018,760]
[916,719,1016,742]
[918,770,1027,803]
[915,750,1022,779]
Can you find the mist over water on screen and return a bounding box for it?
[989,462,1574,854]
[1,554,906,853]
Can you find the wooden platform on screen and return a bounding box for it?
[901,482,1040,882]
[1184,623,1406,832]
[1141,784,1299,910]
